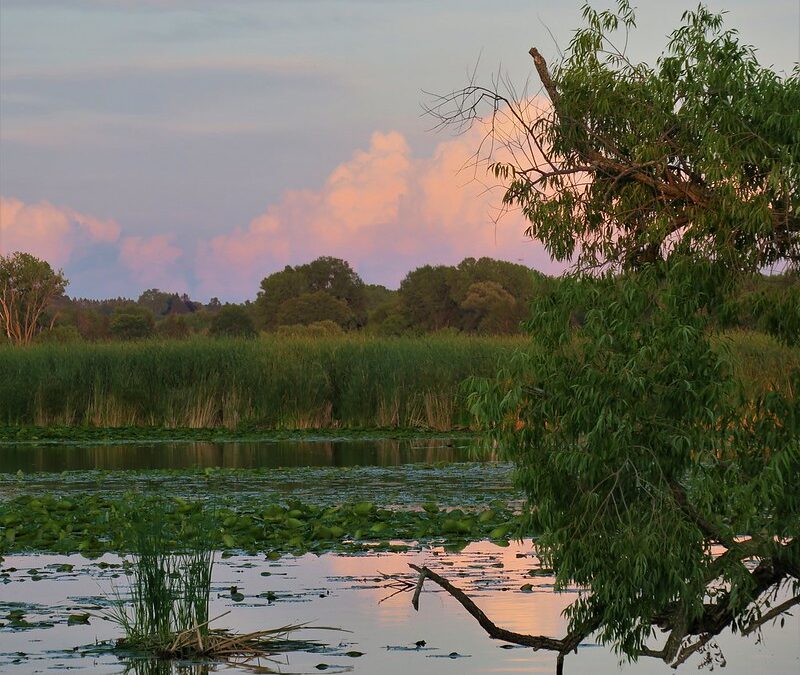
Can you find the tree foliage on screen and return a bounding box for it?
[0,252,68,346]
[432,3,799,273]
[110,304,155,340]
[434,1,800,669]
[396,257,540,333]
[470,262,799,666]
[256,257,367,330]
[208,305,257,339]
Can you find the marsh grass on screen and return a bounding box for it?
[108,503,331,663]
[0,335,523,429]
[0,332,792,431]
[108,506,214,652]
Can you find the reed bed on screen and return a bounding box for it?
[0,332,792,430]
[0,335,524,429]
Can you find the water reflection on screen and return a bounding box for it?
[0,438,487,473]
[123,662,214,675]
[1,543,797,675]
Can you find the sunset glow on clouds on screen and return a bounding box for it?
[2,123,564,299]
[0,196,120,268]
[3,1,794,299]
[119,234,187,293]
[193,125,563,299]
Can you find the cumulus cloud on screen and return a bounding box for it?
[0,196,120,267]
[3,110,565,300]
[196,124,563,298]
[119,234,187,293]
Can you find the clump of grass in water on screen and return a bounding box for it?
[109,503,330,662]
[108,505,214,655]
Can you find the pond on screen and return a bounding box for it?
[1,440,798,673]
[2,541,797,674]
[0,437,480,473]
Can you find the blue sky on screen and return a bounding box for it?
[1,1,798,299]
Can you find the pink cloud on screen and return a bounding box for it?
[119,234,186,292]
[196,122,565,298]
[0,196,120,267]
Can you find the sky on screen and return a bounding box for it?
[1,0,798,300]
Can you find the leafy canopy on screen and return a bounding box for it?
[0,252,68,345]
[434,2,799,272]
[452,1,800,669]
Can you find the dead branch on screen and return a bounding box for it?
[408,563,596,657]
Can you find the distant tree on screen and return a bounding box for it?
[256,257,367,330]
[304,256,368,324]
[276,319,345,337]
[37,324,82,344]
[368,297,412,336]
[110,304,155,340]
[137,289,172,317]
[209,304,257,338]
[73,308,111,341]
[363,284,397,313]
[398,258,540,333]
[275,291,354,329]
[157,314,191,339]
[461,281,518,333]
[0,252,68,345]
[452,258,536,307]
[398,265,460,332]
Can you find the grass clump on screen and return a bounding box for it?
[108,503,330,663]
[108,506,214,655]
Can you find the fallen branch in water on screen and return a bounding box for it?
[405,560,799,673]
[407,563,597,675]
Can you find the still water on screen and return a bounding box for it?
[0,437,479,473]
[1,541,797,675]
[1,440,797,673]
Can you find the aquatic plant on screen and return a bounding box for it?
[106,502,334,662]
[0,335,522,430]
[107,504,214,653]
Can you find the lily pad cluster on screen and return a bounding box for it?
[0,494,525,556]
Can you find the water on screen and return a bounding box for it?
[1,541,797,674]
[0,438,478,473]
[1,440,798,673]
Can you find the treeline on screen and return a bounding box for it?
[34,255,800,343]
[41,256,551,342]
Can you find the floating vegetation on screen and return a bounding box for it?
[0,492,525,556]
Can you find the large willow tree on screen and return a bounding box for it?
[416,3,800,671]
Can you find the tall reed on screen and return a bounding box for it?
[0,332,791,430]
[0,335,524,429]
[109,505,214,650]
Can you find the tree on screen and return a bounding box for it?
[0,252,68,346]
[460,280,517,333]
[156,314,191,340]
[398,264,460,332]
[256,257,368,330]
[208,304,257,338]
[430,4,799,273]
[110,304,155,340]
[275,291,354,329]
[415,3,800,671]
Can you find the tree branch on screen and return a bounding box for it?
[409,563,596,654]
